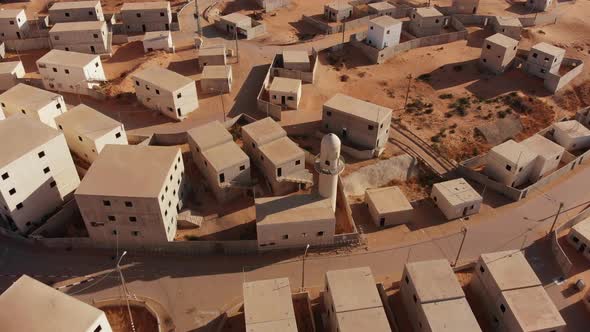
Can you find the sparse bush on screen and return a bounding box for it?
[439,93,453,99]
[497,110,507,118]
[340,74,349,82]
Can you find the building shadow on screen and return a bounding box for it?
[288,19,324,41]
[465,28,493,48]
[228,64,269,119]
[167,58,200,77]
[105,41,145,64]
[465,69,552,100]
[421,59,482,90]
[504,2,537,15]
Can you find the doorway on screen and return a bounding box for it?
[342,128,347,138]
[281,96,286,105]
[16,31,20,39]
[142,24,146,32]
[90,45,95,53]
[380,218,385,227]
[579,243,587,253]
[463,207,468,216]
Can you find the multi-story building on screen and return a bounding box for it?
[120,1,172,34]
[365,186,413,227]
[324,2,353,22]
[431,178,482,220]
[198,45,227,69]
[0,9,29,41]
[479,33,519,74]
[409,7,445,37]
[48,0,105,24]
[552,120,590,151]
[55,104,128,163]
[0,116,80,233]
[484,139,538,187]
[75,144,186,247]
[242,278,298,332]
[49,21,109,54]
[268,77,302,110]
[366,15,402,50]
[0,60,25,90]
[525,42,565,79]
[0,83,67,128]
[520,134,564,181]
[493,16,523,41]
[36,49,107,96]
[132,67,198,121]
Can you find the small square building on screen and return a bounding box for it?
[520,134,564,181]
[0,9,29,41]
[201,65,232,94]
[258,136,310,194]
[431,178,482,220]
[241,117,287,158]
[525,42,565,79]
[0,83,66,128]
[368,2,396,16]
[367,15,402,50]
[143,30,174,53]
[484,140,538,187]
[0,61,24,91]
[552,120,590,151]
[567,217,590,260]
[120,2,172,34]
[324,2,353,22]
[452,0,479,14]
[243,278,298,331]
[48,0,105,24]
[493,17,523,41]
[409,7,445,37]
[479,33,518,74]
[283,50,310,72]
[199,45,227,69]
[216,13,266,40]
[269,77,302,110]
[49,21,109,55]
[365,186,413,227]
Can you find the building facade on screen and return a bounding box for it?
[324,2,353,22]
[520,134,564,181]
[201,65,232,94]
[120,2,172,34]
[367,15,402,50]
[0,9,29,41]
[243,278,298,331]
[479,33,518,74]
[567,217,590,261]
[269,77,301,110]
[409,7,445,37]
[0,83,67,129]
[431,178,482,220]
[552,120,590,151]
[365,186,413,227]
[484,140,538,187]
[143,30,174,53]
[525,42,565,79]
[48,0,105,24]
[49,21,109,54]
[199,45,227,69]
[526,0,552,12]
[451,0,479,14]
[0,61,25,91]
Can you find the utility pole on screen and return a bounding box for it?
[341,21,346,46]
[194,0,203,36]
[116,251,136,332]
[301,244,310,291]
[234,28,240,63]
[548,202,565,236]
[452,226,468,267]
[404,74,413,110]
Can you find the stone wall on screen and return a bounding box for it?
[544,58,584,93]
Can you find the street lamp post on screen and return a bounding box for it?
[116,251,136,332]
[301,244,310,291]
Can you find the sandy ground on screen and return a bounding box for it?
[102,305,158,332]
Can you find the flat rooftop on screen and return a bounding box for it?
[243,278,297,332]
[202,65,231,80]
[496,16,522,27]
[324,93,392,123]
[326,267,383,313]
[326,2,353,10]
[370,15,401,28]
[532,42,565,56]
[221,12,251,25]
[203,141,249,172]
[0,9,23,18]
[143,30,170,40]
[259,136,303,165]
[572,217,590,241]
[502,286,566,331]
[283,50,309,64]
[0,83,61,111]
[421,298,482,332]
[334,307,391,332]
[50,21,105,33]
[554,120,590,138]
[55,104,121,140]
[242,117,286,147]
[366,186,413,215]
[432,178,482,206]
[0,61,22,74]
[490,139,538,165]
[486,33,518,48]
[269,77,301,94]
[0,275,105,332]
[415,7,443,17]
[37,49,99,68]
[256,193,334,226]
[187,120,232,151]
[479,250,541,292]
[369,1,396,11]
[0,116,60,168]
[76,144,180,198]
[132,67,193,92]
[521,134,564,159]
[199,45,226,57]
[121,1,170,11]
[405,259,465,303]
[49,0,99,10]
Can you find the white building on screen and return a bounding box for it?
[431,178,482,220]
[55,104,128,163]
[143,30,174,53]
[479,33,518,74]
[37,49,106,96]
[199,45,227,69]
[243,278,298,331]
[0,61,24,91]
[48,0,105,24]
[0,275,112,332]
[365,186,413,227]
[367,15,402,50]
[567,217,590,260]
[493,16,523,41]
[526,0,552,12]
[520,134,564,181]
[120,1,172,34]
[484,140,538,187]
[75,144,186,247]
[552,120,590,151]
[49,21,109,55]
[0,9,29,41]
[269,77,302,110]
[525,42,565,79]
[283,50,311,71]
[324,2,353,22]
[132,67,198,120]
[0,83,66,128]
[0,116,80,233]
[201,65,232,94]
[368,2,396,16]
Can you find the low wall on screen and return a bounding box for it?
[30,199,80,238]
[257,0,290,11]
[245,23,266,40]
[335,176,361,242]
[4,37,50,51]
[457,157,523,201]
[552,207,590,276]
[544,58,584,93]
[453,14,493,26]
[112,34,128,45]
[256,65,283,120]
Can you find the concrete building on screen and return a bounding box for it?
[479,33,518,74]
[243,278,297,331]
[48,0,105,24]
[132,67,198,121]
[365,186,413,227]
[256,0,291,12]
[54,104,128,163]
[217,13,266,40]
[187,121,250,202]
[0,275,112,332]
[567,217,590,260]
[324,2,353,22]
[37,49,107,96]
[0,116,79,233]
[472,250,566,332]
[49,21,109,54]
[143,30,174,53]
[520,134,564,181]
[0,9,29,41]
[324,267,391,332]
[76,144,186,247]
[366,15,402,50]
[269,77,302,110]
[0,61,25,91]
[401,260,481,332]
[241,117,287,157]
[431,178,482,220]
[493,17,523,41]
[199,45,227,69]
[0,83,66,128]
[409,7,445,37]
[368,1,396,16]
[484,140,538,187]
[552,120,590,151]
[121,1,172,34]
[201,65,232,94]
[322,93,392,154]
[316,134,345,212]
[452,0,479,14]
[576,107,590,128]
[283,50,310,71]
[526,0,552,12]
[525,42,565,79]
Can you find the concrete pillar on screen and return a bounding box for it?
[318,134,343,212]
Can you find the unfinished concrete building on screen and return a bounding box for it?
[322,93,392,155]
[324,2,353,22]
[367,15,402,50]
[243,277,298,331]
[36,49,106,96]
[525,42,565,79]
[132,67,198,121]
[431,178,482,220]
[283,50,311,71]
[484,140,538,187]
[201,65,232,94]
[479,33,518,74]
[0,9,29,41]
[0,275,112,332]
[49,21,109,55]
[452,0,479,14]
[121,1,172,34]
[55,104,128,163]
[143,30,174,53]
[472,250,566,332]
[520,134,564,181]
[0,116,79,233]
[324,267,391,332]
[368,2,396,16]
[526,0,552,12]
[409,7,445,37]
[216,13,266,40]
[198,45,227,69]
[76,144,186,247]
[269,77,302,110]
[365,186,413,227]
[0,83,66,128]
[552,120,590,151]
[401,260,482,332]
[188,121,251,202]
[48,0,105,24]
[0,61,24,91]
[493,17,522,41]
[567,217,590,260]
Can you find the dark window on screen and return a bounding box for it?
[413,294,417,303]
[480,266,485,273]
[58,125,63,130]
[295,160,301,165]
[65,13,70,17]
[125,201,133,207]
[405,276,409,284]
[108,216,116,221]
[103,200,111,206]
[486,44,491,49]
[277,168,282,177]
[16,203,23,210]
[38,151,45,158]
[43,167,50,174]
[219,173,225,183]
[325,160,330,166]
[505,164,512,171]
[160,12,165,16]
[65,69,69,74]
[282,234,288,239]
[53,67,58,72]
[9,188,16,195]
[368,125,374,130]
[317,231,324,236]
[9,20,14,25]
[1,173,7,180]
[93,33,99,38]
[95,62,99,67]
[89,11,94,16]
[78,136,83,142]
[94,325,102,332]
[532,53,538,58]
[156,89,160,95]
[50,181,56,188]
[177,93,182,98]
[129,216,137,222]
[500,304,506,313]
[135,80,140,86]
[136,13,141,18]
[573,236,580,243]
[115,132,121,139]
[327,111,332,116]
[239,165,245,171]
[56,104,61,110]
[131,231,139,236]
[112,230,118,235]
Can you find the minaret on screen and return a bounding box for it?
[316,134,345,212]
